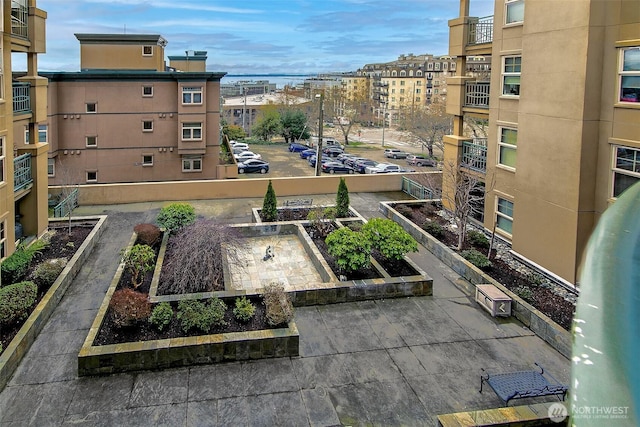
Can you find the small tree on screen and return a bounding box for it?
[156,202,196,234]
[120,244,156,289]
[262,180,278,222]
[325,227,372,273]
[362,218,418,260]
[306,207,337,238]
[252,106,282,142]
[336,178,350,218]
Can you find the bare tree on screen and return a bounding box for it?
[323,85,370,145]
[399,102,451,158]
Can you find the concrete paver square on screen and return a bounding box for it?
[63,403,187,426]
[301,388,341,427]
[66,374,135,415]
[216,396,249,426]
[291,354,352,389]
[188,362,246,401]
[409,340,501,375]
[342,350,402,384]
[186,399,221,427]
[247,392,309,427]
[243,358,300,395]
[326,324,384,353]
[8,354,76,386]
[129,368,189,407]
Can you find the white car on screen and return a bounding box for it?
[231,142,249,152]
[365,163,401,174]
[234,151,261,161]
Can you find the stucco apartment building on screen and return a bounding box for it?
[444,0,640,285]
[45,34,226,185]
[0,0,49,264]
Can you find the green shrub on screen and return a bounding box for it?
[149,302,173,331]
[120,244,156,289]
[336,178,350,218]
[262,180,278,222]
[514,286,534,302]
[156,202,196,234]
[467,230,489,248]
[177,297,227,333]
[109,288,151,328]
[0,342,3,354]
[32,258,68,288]
[307,207,337,238]
[461,249,492,269]
[0,281,38,326]
[326,227,372,273]
[262,282,294,326]
[362,218,418,261]
[1,250,32,285]
[134,223,162,246]
[233,296,256,322]
[421,220,444,238]
[395,205,413,219]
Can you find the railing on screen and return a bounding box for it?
[464,81,490,109]
[461,139,487,173]
[13,82,31,114]
[14,153,32,192]
[468,16,493,45]
[402,176,434,200]
[11,0,29,38]
[54,188,79,218]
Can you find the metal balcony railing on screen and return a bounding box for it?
[468,16,493,45]
[13,82,31,114]
[14,153,32,192]
[11,0,29,38]
[464,81,490,109]
[461,139,487,173]
[402,177,434,200]
[54,188,79,218]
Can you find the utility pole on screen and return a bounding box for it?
[242,87,247,134]
[315,92,324,176]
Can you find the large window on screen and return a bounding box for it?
[496,197,514,234]
[182,122,202,140]
[498,127,517,168]
[502,56,521,96]
[612,146,640,197]
[182,87,202,104]
[619,47,640,104]
[505,0,524,24]
[24,124,48,144]
[182,156,202,172]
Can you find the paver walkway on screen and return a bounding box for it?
[0,192,570,426]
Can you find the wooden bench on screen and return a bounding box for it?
[475,284,512,317]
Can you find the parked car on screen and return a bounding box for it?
[322,146,344,157]
[406,154,437,167]
[308,155,330,167]
[321,161,355,174]
[230,142,249,151]
[365,163,402,174]
[289,142,310,152]
[300,149,316,159]
[238,159,269,174]
[384,148,409,159]
[234,151,261,161]
[344,157,368,168]
[354,159,378,174]
[336,153,357,163]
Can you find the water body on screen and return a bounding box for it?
[221,74,315,89]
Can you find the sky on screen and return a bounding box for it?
[34,0,494,75]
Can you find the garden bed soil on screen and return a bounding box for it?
[0,225,94,352]
[395,202,574,330]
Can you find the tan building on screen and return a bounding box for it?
[45,34,227,185]
[444,0,640,285]
[0,0,49,264]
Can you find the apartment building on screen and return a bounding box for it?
[0,0,49,263]
[444,0,640,285]
[45,34,226,185]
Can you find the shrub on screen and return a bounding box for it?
[134,223,162,246]
[0,342,3,354]
[262,282,294,326]
[262,180,278,222]
[109,288,151,328]
[31,258,68,288]
[177,297,227,333]
[326,227,372,273]
[307,207,337,238]
[467,230,489,248]
[149,302,173,331]
[156,202,196,234]
[514,286,534,302]
[461,249,492,269]
[0,281,38,326]
[120,244,156,289]
[395,205,413,219]
[421,220,444,238]
[1,250,32,285]
[362,218,418,261]
[336,178,350,218]
[233,296,256,322]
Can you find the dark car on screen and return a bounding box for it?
[354,159,378,174]
[322,146,344,157]
[308,155,330,167]
[406,154,437,167]
[238,159,269,174]
[321,161,355,174]
[336,153,357,163]
[289,142,310,152]
[344,156,368,168]
[300,149,316,159]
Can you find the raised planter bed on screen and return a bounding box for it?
[0,215,106,391]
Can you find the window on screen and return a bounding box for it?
[498,127,517,168]
[416,81,422,86]
[142,155,153,166]
[612,146,640,197]
[505,0,524,24]
[415,97,421,102]
[182,87,202,104]
[182,156,202,172]
[0,220,5,259]
[0,137,4,183]
[86,102,97,113]
[142,120,153,132]
[86,136,97,147]
[502,56,521,96]
[182,122,202,140]
[25,124,48,144]
[496,197,514,234]
[435,63,441,70]
[86,171,97,182]
[619,47,640,103]
[427,63,433,70]
[142,86,153,97]
[400,89,405,94]
[47,158,55,177]
[416,88,421,94]
[400,81,405,86]
[142,45,153,56]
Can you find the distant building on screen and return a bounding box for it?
[221,80,276,98]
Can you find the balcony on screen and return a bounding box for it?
[14,153,33,192]
[464,81,490,109]
[11,0,29,39]
[461,139,487,173]
[13,82,31,115]
[468,16,493,45]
